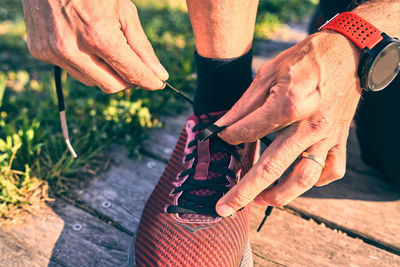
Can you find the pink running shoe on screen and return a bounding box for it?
[134,111,259,266]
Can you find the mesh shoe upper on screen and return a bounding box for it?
[135,112,259,267]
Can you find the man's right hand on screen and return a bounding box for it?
[22,0,169,93]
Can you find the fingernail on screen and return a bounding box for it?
[157,64,169,81]
[160,82,166,89]
[216,204,235,217]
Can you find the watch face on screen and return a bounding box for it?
[367,42,400,91]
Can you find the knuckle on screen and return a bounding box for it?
[131,69,145,84]
[283,91,304,120]
[295,173,319,188]
[257,63,272,77]
[268,195,285,207]
[232,188,253,207]
[86,24,110,49]
[229,100,243,114]
[50,37,72,58]
[240,126,259,142]
[331,167,346,180]
[27,40,50,61]
[261,160,284,178]
[27,43,42,60]
[121,68,145,87]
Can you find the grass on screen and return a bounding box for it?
[0,0,315,222]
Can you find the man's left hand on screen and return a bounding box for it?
[214,31,362,217]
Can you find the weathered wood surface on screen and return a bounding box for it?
[1,30,399,266]
[0,200,131,267]
[250,204,400,267]
[0,205,63,267]
[288,128,400,251]
[76,146,165,235]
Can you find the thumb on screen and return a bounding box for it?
[215,181,255,217]
[214,73,272,128]
[120,2,169,82]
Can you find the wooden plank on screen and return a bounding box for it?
[0,200,131,267]
[74,145,167,264]
[288,128,400,250]
[250,204,400,267]
[48,201,131,267]
[0,206,63,267]
[76,145,165,234]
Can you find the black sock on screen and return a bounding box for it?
[193,49,253,115]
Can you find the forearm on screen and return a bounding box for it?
[352,0,400,37]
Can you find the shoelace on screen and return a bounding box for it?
[166,117,241,216]
[54,66,77,158]
[54,67,272,230]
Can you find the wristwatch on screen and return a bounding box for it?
[319,12,400,91]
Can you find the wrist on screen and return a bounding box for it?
[318,11,400,92]
[313,30,362,65]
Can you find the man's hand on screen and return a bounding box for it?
[214,31,362,216]
[22,0,168,93]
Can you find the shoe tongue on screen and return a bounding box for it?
[190,128,231,201]
[179,112,231,219]
[193,111,230,182]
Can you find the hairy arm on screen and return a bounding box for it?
[351,0,400,37]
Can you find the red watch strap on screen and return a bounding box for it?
[320,12,383,50]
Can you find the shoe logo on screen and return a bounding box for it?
[175,222,215,233]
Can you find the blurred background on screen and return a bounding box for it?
[0,0,316,221]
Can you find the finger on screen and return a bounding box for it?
[74,55,132,93]
[218,68,322,145]
[316,143,347,186]
[59,62,96,87]
[120,1,169,81]
[47,35,132,93]
[82,23,164,90]
[254,140,330,207]
[215,124,317,217]
[215,62,275,127]
[53,46,131,93]
[218,83,320,145]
